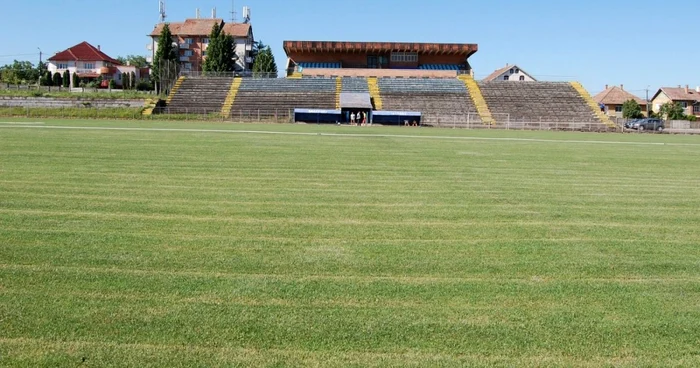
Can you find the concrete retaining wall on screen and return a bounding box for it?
[0,97,146,108]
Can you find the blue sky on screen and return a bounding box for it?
[2,0,697,98]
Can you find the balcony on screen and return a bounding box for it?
[179,56,190,62]
[179,43,190,49]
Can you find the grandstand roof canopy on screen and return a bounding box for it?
[283,41,478,56]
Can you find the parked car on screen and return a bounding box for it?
[627,118,664,132]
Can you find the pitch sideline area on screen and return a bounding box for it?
[1,119,700,367]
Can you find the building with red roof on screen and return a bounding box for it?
[148,10,254,73]
[47,41,148,88]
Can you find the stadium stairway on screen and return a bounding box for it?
[459,75,493,124]
[166,76,233,114]
[335,77,342,109]
[570,82,616,128]
[141,98,158,116]
[221,78,242,117]
[165,76,186,105]
[229,78,336,121]
[367,77,383,110]
[478,81,612,129]
[378,78,481,127]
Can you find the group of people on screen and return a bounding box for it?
[350,111,369,126]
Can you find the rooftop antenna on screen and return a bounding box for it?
[158,0,166,23]
[230,0,237,22]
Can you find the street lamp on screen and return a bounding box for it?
[37,47,42,85]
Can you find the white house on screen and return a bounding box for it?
[47,41,147,88]
[483,64,537,82]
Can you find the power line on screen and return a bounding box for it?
[0,53,38,58]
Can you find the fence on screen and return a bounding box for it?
[6,106,698,133]
[0,83,156,94]
[179,71,279,79]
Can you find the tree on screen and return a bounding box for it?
[659,102,685,120]
[203,24,237,73]
[152,23,178,83]
[122,72,130,90]
[62,70,70,88]
[130,71,137,88]
[622,99,643,119]
[249,41,266,69]
[52,72,63,87]
[108,79,116,89]
[72,72,80,88]
[252,45,277,77]
[0,60,41,84]
[42,71,53,86]
[116,55,149,68]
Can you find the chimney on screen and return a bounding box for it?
[212,8,216,18]
[97,45,100,51]
[696,86,700,93]
[685,85,689,94]
[196,8,200,18]
[620,84,623,91]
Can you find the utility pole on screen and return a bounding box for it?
[646,86,650,117]
[38,47,42,85]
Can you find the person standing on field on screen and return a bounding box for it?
[350,112,356,125]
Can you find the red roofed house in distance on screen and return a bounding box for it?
[47,42,149,88]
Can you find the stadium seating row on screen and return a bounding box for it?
[164,77,608,127]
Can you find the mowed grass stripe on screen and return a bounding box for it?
[2,121,700,366]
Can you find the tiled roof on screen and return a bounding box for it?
[483,64,537,82]
[150,19,250,38]
[150,19,222,36]
[222,23,251,38]
[656,87,700,102]
[48,41,121,65]
[593,86,646,105]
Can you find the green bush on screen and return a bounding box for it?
[108,79,116,89]
[686,115,697,122]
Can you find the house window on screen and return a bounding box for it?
[184,50,193,57]
[519,75,525,81]
[510,68,514,74]
[390,52,418,63]
[679,101,688,108]
[185,38,193,44]
[202,51,207,57]
[515,68,520,73]
[694,104,700,113]
[202,38,210,44]
[57,63,69,69]
[615,106,623,112]
[503,75,509,81]
[84,63,95,69]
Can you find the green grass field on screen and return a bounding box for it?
[1,119,700,367]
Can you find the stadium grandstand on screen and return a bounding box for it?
[161,39,614,130]
[283,41,477,78]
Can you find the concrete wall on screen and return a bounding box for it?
[0,97,146,108]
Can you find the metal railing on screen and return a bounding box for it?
[179,71,278,78]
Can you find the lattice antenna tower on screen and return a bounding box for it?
[158,0,167,23]
[230,0,237,22]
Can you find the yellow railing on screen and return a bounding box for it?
[367,77,383,110]
[570,81,616,128]
[288,71,303,79]
[165,76,185,105]
[221,78,242,117]
[459,75,493,124]
[335,77,342,110]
